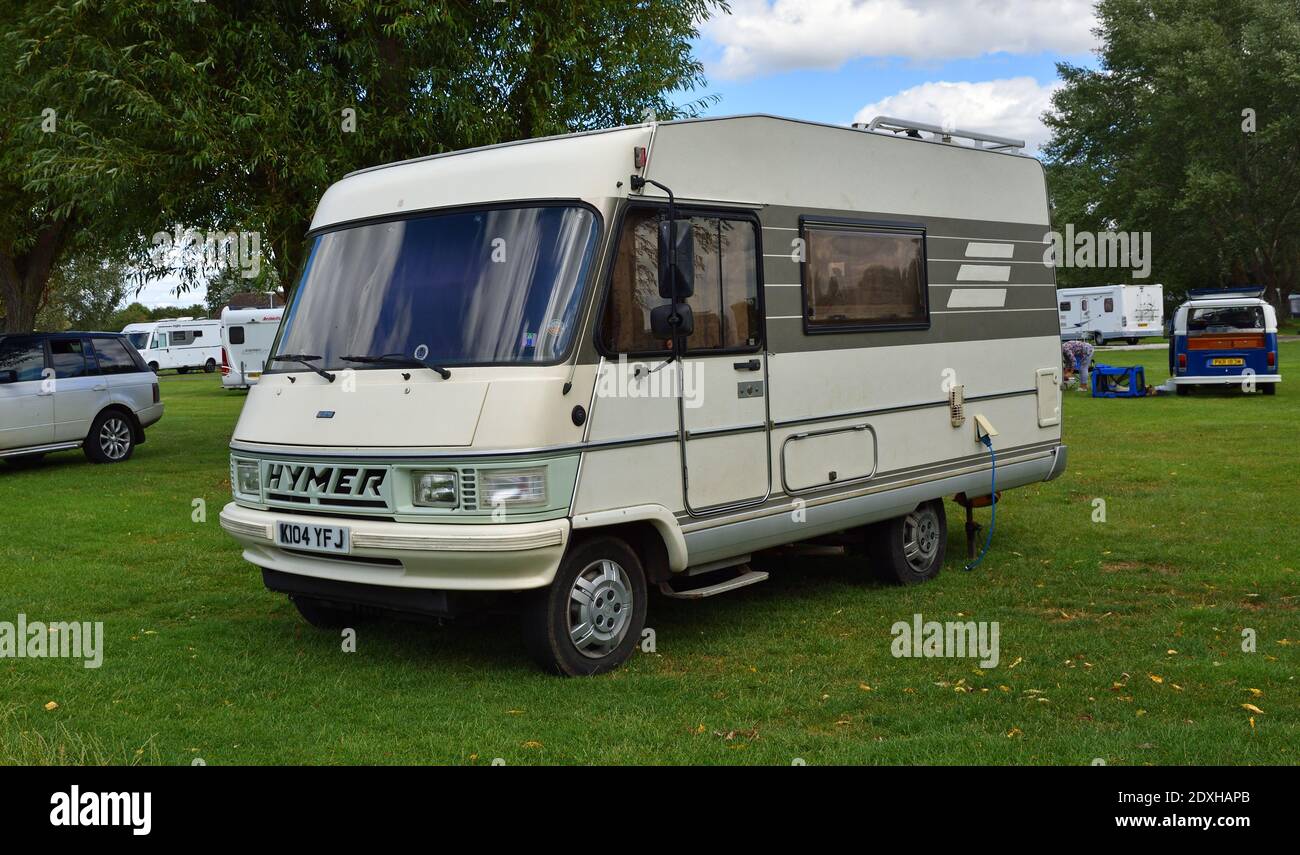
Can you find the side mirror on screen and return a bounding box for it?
[0,370,16,384]
[657,218,695,299]
[650,302,694,341]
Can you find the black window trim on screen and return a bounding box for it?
[593,199,767,359]
[798,215,931,335]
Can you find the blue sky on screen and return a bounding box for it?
[137,0,1102,308]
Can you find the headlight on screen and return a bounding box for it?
[481,467,547,508]
[412,470,458,508]
[234,459,261,497]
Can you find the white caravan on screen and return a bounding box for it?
[220,307,285,389]
[123,318,223,374]
[219,115,1067,675]
[1057,284,1163,344]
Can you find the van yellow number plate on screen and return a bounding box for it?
[1210,358,1245,366]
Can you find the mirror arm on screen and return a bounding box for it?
[630,175,686,354]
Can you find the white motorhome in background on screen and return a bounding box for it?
[1057,284,1163,344]
[220,307,285,389]
[219,114,1067,676]
[123,318,223,374]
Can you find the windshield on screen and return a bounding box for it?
[125,332,150,350]
[1188,305,1265,332]
[271,205,600,371]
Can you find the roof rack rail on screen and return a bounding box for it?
[853,116,1026,152]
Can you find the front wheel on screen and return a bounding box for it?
[84,411,135,463]
[522,536,647,676]
[147,361,159,373]
[1175,384,1190,396]
[291,596,362,629]
[867,500,948,585]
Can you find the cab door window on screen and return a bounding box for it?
[0,337,46,382]
[599,208,760,355]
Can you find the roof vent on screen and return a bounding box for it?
[853,116,1025,152]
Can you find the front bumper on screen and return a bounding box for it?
[219,502,570,592]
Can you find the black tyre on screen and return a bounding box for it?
[1262,383,1276,396]
[177,367,190,375]
[1127,337,1140,345]
[522,535,647,676]
[291,596,362,629]
[84,410,135,463]
[867,500,948,585]
[147,361,159,373]
[203,358,217,373]
[1175,384,1190,396]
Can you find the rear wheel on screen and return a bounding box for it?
[1262,383,1276,396]
[867,500,948,585]
[523,536,647,676]
[84,411,135,463]
[177,367,190,375]
[1175,384,1190,396]
[203,358,217,373]
[291,596,361,629]
[1127,337,1140,345]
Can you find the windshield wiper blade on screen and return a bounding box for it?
[272,354,336,382]
[341,353,451,379]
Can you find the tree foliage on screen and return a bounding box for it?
[1043,0,1300,312]
[2,0,726,332]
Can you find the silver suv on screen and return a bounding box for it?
[0,332,164,464]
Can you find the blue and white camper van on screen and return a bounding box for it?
[1168,287,1280,396]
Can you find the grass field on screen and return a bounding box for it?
[2,344,1297,765]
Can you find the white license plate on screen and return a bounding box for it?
[275,521,350,555]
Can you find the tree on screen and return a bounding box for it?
[1043,0,1300,313]
[4,0,726,332]
[35,254,130,331]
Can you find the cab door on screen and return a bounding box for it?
[675,215,770,514]
[0,336,54,450]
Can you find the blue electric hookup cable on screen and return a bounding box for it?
[963,434,996,571]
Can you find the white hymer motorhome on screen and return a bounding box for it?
[122,317,223,374]
[1057,283,1163,344]
[220,306,285,389]
[219,115,1067,675]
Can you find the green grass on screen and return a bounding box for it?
[2,347,1297,765]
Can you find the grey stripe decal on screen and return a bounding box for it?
[771,388,1036,430]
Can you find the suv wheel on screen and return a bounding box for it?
[522,536,647,676]
[84,411,135,463]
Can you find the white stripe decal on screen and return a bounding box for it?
[965,242,1016,259]
[946,288,1008,309]
[956,264,1012,282]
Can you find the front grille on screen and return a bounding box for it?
[263,461,390,511]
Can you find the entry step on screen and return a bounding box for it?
[658,568,769,600]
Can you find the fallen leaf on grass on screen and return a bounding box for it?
[44,701,58,711]
[1148,674,1164,684]
[1242,703,1264,715]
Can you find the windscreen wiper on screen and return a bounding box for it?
[341,353,451,379]
[271,354,336,382]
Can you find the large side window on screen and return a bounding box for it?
[50,338,88,379]
[229,326,246,345]
[91,337,138,375]
[600,208,760,354]
[801,221,928,332]
[0,337,46,382]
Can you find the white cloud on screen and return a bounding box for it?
[852,76,1061,152]
[702,0,1098,79]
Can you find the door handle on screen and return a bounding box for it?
[733,359,761,371]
